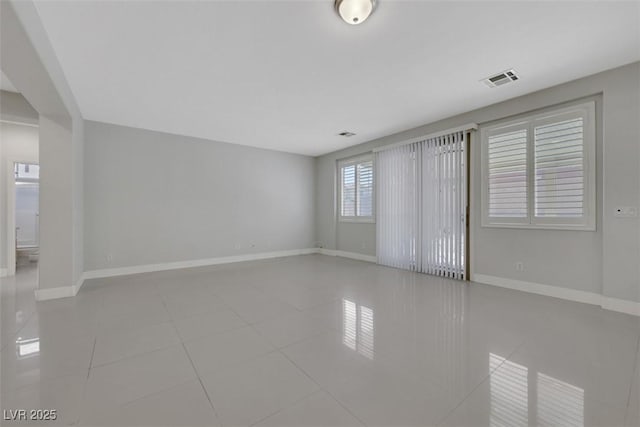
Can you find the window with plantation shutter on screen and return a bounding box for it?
[339,155,374,221]
[487,127,528,219]
[534,116,584,218]
[482,101,595,230]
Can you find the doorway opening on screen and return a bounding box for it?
[1,119,40,278]
[14,162,39,272]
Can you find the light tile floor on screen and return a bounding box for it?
[1,255,639,426]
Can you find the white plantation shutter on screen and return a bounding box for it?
[534,116,584,218]
[339,156,374,220]
[482,101,595,230]
[487,127,528,219]
[357,161,373,216]
[341,164,356,217]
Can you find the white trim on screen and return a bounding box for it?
[74,274,86,295]
[372,123,478,153]
[82,248,319,280]
[481,101,596,231]
[34,274,86,301]
[0,119,39,128]
[472,274,640,316]
[338,218,375,224]
[0,268,7,277]
[32,251,640,316]
[318,248,377,263]
[337,154,375,223]
[601,297,640,317]
[336,153,374,166]
[35,285,75,301]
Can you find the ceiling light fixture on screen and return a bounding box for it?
[335,0,376,25]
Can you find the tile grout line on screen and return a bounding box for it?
[434,339,528,426]
[179,339,221,420]
[276,346,369,427]
[241,295,367,426]
[87,337,97,378]
[88,334,181,370]
[247,389,326,427]
[74,337,97,426]
[158,292,221,419]
[624,334,640,411]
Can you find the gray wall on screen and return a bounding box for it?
[84,121,315,271]
[2,0,84,291]
[316,62,640,303]
[0,90,38,125]
[39,116,76,289]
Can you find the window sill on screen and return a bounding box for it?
[481,222,595,232]
[339,217,375,224]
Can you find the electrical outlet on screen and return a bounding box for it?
[614,206,638,218]
[106,253,113,264]
[515,262,524,272]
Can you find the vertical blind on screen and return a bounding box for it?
[376,130,468,279]
[376,144,418,271]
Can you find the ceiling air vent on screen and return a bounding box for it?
[482,69,519,88]
[338,131,356,137]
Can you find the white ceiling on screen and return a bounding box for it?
[33,1,639,156]
[1,70,19,93]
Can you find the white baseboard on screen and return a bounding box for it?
[34,275,86,301]
[0,268,7,278]
[318,248,377,263]
[35,285,75,301]
[472,274,640,316]
[601,296,640,316]
[34,250,640,316]
[82,248,319,280]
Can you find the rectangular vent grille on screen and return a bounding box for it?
[339,131,356,137]
[482,69,519,88]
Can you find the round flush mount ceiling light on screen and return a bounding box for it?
[335,0,376,25]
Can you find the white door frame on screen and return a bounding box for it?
[5,158,39,276]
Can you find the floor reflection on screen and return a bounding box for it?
[342,299,374,359]
[490,353,528,427]
[490,353,584,426]
[537,372,584,426]
[16,337,40,359]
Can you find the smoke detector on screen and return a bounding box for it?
[482,69,519,88]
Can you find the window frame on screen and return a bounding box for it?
[338,154,375,223]
[481,101,596,231]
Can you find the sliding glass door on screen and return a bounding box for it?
[376,130,469,279]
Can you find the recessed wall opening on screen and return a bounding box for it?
[1,119,40,278]
[14,162,39,272]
